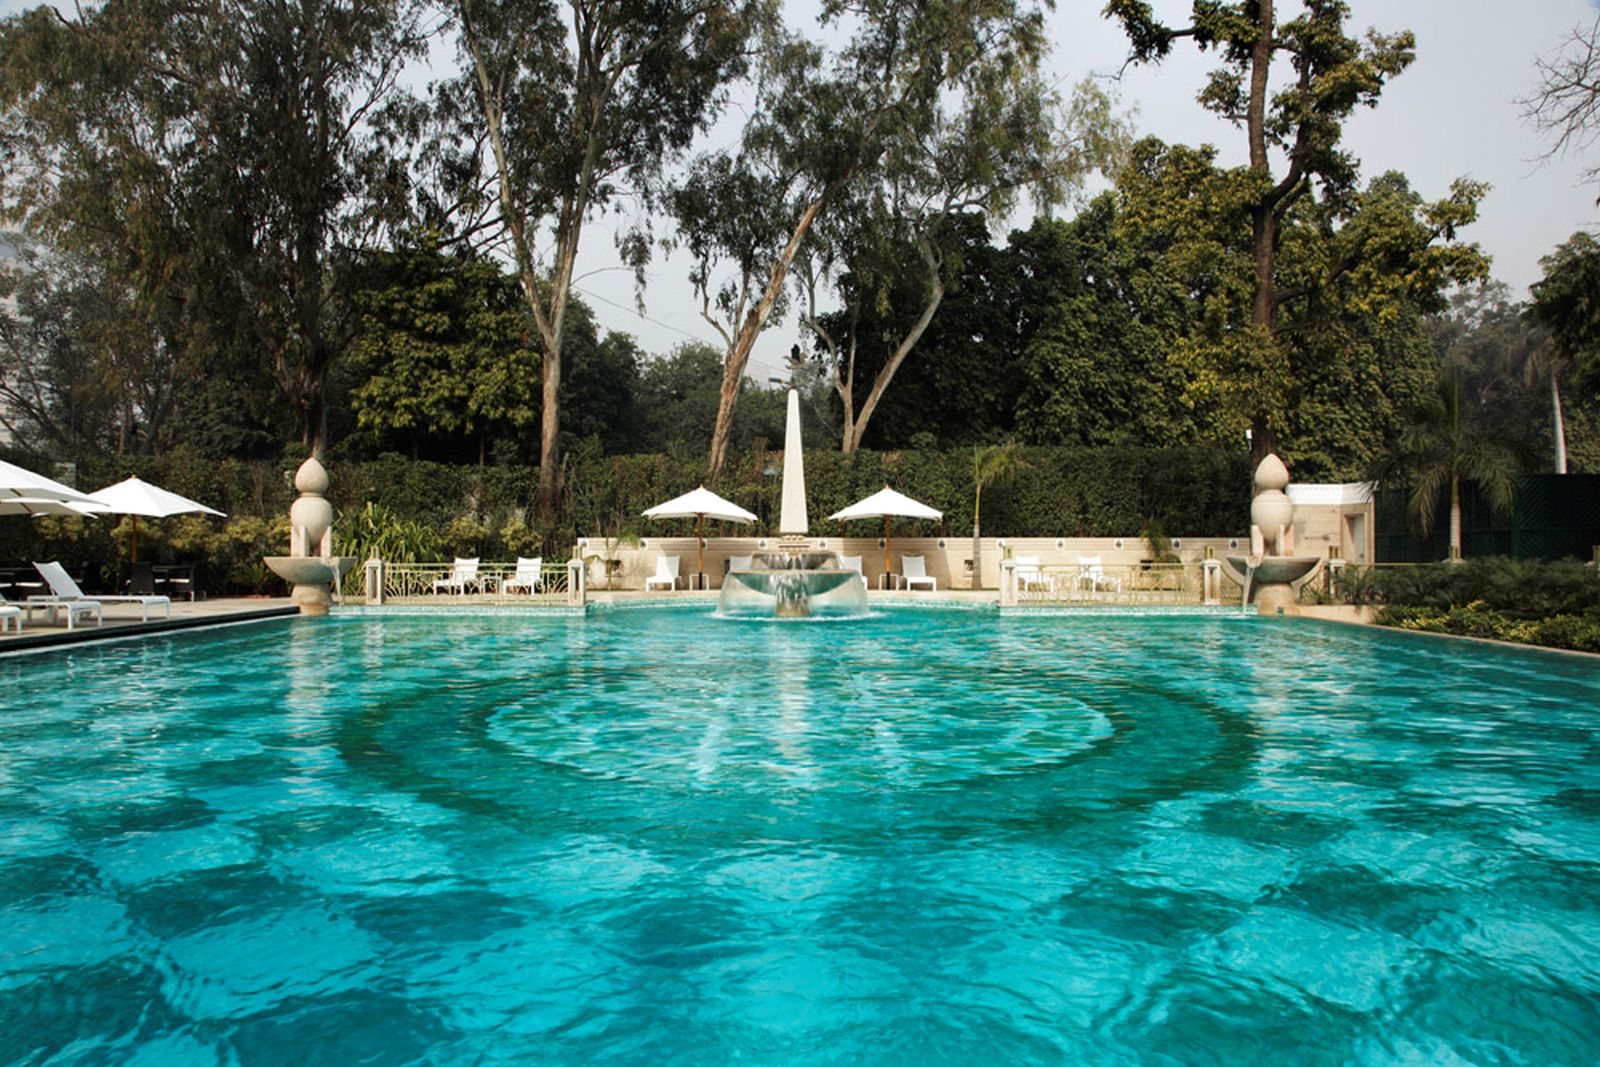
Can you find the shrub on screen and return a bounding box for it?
[1375,600,1600,654]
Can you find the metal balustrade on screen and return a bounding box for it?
[1003,560,1243,607]
[360,561,579,606]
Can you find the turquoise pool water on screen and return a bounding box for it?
[2,607,1598,1065]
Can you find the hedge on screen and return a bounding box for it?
[1365,558,1600,654]
[1,444,1250,594]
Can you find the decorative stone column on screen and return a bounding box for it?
[1224,453,1321,616]
[264,457,357,616]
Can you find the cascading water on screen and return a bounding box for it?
[717,565,868,619]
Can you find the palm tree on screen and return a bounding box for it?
[970,443,1029,589]
[1375,367,1520,561]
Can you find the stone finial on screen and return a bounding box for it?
[1249,452,1295,557]
[289,457,334,558]
[1253,453,1290,492]
[295,456,331,496]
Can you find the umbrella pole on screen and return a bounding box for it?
[696,513,705,582]
[884,515,892,587]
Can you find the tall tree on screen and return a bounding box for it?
[803,79,1120,453]
[680,0,1098,478]
[0,0,427,458]
[1528,231,1600,473]
[441,0,762,516]
[1105,0,1422,466]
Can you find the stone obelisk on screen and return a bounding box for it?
[778,387,809,554]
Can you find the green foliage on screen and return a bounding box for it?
[347,241,539,457]
[1378,604,1600,654]
[0,0,430,455]
[342,502,440,563]
[1370,557,1600,652]
[1371,557,1600,619]
[1529,231,1600,391]
[1102,3,1489,459]
[1370,366,1520,557]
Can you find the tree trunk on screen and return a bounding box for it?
[1551,373,1568,474]
[1448,477,1462,561]
[708,193,829,483]
[1245,0,1277,479]
[840,242,945,452]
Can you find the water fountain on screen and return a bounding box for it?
[716,389,869,619]
[1223,453,1323,615]
[264,456,357,616]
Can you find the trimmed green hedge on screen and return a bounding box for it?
[1,444,1250,593]
[1367,558,1600,654]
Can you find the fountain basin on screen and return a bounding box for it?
[1222,556,1321,588]
[265,556,358,616]
[717,569,868,619]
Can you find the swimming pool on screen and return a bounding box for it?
[2,607,1597,1064]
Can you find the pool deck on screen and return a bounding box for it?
[0,597,298,654]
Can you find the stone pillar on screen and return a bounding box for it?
[999,559,1017,607]
[567,558,586,607]
[779,388,808,537]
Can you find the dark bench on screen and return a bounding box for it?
[123,561,204,601]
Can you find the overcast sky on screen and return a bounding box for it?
[5,0,1598,382]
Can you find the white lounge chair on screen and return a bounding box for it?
[644,554,681,591]
[0,603,21,634]
[1014,555,1051,593]
[32,560,161,624]
[1077,556,1121,594]
[727,555,754,573]
[499,556,543,594]
[902,555,937,591]
[433,557,480,595]
[837,554,863,574]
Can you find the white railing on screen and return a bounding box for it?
[360,560,583,607]
[1002,560,1240,607]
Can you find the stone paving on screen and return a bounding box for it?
[0,597,297,653]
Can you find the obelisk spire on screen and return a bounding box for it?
[779,388,808,537]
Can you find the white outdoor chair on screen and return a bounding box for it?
[31,560,159,625]
[902,555,937,591]
[1077,556,1122,594]
[644,554,681,591]
[1014,555,1051,593]
[0,603,21,634]
[837,554,863,574]
[433,557,480,595]
[727,555,754,574]
[499,556,542,595]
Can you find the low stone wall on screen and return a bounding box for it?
[575,534,1255,591]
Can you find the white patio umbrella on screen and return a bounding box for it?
[642,485,758,578]
[0,497,110,517]
[86,475,226,562]
[828,485,943,584]
[0,458,103,513]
